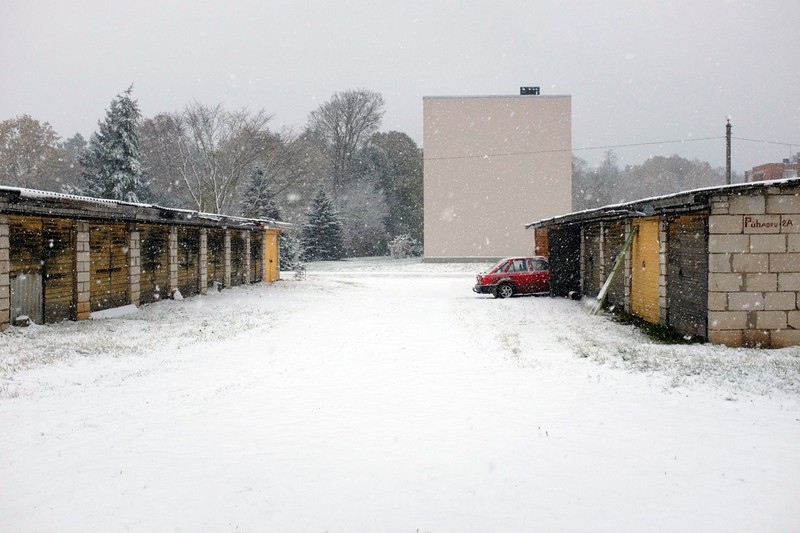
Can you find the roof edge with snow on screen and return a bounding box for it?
[0,186,292,230]
[526,177,800,229]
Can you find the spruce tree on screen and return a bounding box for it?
[80,86,146,202]
[241,168,280,219]
[279,232,300,270]
[300,188,344,261]
[241,167,300,268]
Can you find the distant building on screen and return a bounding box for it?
[745,155,800,182]
[422,92,572,261]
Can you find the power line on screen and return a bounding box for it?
[733,136,799,149]
[423,135,800,162]
[425,136,724,161]
[574,136,723,153]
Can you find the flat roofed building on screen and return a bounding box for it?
[423,94,572,260]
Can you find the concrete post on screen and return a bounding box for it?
[0,215,10,331]
[199,228,208,295]
[128,226,141,307]
[224,230,231,288]
[169,227,178,295]
[243,230,251,283]
[74,221,91,321]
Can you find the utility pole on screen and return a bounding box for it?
[726,117,732,185]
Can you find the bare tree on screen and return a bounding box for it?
[140,102,273,214]
[139,113,192,208]
[247,128,327,222]
[306,89,385,198]
[0,115,66,191]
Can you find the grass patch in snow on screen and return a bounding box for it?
[549,302,800,396]
[608,309,706,345]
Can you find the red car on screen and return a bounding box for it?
[473,256,550,298]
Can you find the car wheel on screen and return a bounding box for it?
[496,283,514,299]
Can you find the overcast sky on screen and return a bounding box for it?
[2,0,798,173]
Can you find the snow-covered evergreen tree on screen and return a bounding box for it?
[79,86,146,202]
[241,168,280,220]
[279,232,300,270]
[300,188,344,261]
[241,167,300,268]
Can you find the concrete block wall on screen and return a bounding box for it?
[74,222,91,321]
[659,218,669,325]
[708,186,800,347]
[0,215,9,331]
[128,228,141,307]
[243,231,251,283]
[579,226,586,295]
[199,228,208,295]
[224,231,232,288]
[169,227,178,294]
[623,220,632,313]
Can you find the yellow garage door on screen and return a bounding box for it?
[631,217,660,324]
[265,230,279,282]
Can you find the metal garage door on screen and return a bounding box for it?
[667,215,708,338]
[548,225,581,297]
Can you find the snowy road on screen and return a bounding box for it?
[1,260,799,532]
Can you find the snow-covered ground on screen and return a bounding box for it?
[1,257,799,532]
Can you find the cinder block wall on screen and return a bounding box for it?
[0,215,9,331]
[74,222,91,321]
[128,228,141,307]
[708,186,800,347]
[658,218,669,325]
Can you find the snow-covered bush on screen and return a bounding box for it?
[388,234,420,258]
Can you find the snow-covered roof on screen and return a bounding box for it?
[526,176,800,229]
[0,185,292,230]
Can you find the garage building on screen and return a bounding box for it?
[527,177,800,348]
[0,187,289,331]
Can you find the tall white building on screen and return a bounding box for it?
[423,93,572,260]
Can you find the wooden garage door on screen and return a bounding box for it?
[250,231,263,283]
[603,221,627,309]
[177,227,200,297]
[9,216,76,324]
[90,223,129,312]
[582,223,603,298]
[667,215,708,338]
[206,229,225,288]
[265,230,280,282]
[42,218,75,322]
[139,225,170,304]
[631,217,660,324]
[230,232,246,286]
